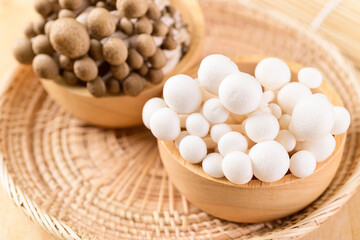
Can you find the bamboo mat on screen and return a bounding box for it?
[0,0,360,239]
[251,0,360,68]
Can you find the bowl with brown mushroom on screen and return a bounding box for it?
[13,0,204,128]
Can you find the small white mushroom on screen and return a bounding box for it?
[179,135,207,164]
[298,133,336,162]
[255,57,291,90]
[163,74,202,114]
[275,130,296,152]
[245,112,279,143]
[218,131,248,156]
[290,94,335,141]
[198,54,239,95]
[222,151,253,184]
[277,82,312,114]
[219,72,263,115]
[268,103,282,119]
[298,67,322,89]
[263,90,275,103]
[279,114,291,130]
[175,131,189,149]
[249,141,290,182]
[257,98,269,112]
[202,98,229,124]
[331,106,351,135]
[210,123,232,143]
[150,108,180,141]
[142,97,167,129]
[186,113,210,137]
[202,153,224,178]
[290,150,317,178]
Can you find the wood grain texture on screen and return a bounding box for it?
[0,0,359,239]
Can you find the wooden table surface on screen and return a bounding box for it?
[0,0,359,239]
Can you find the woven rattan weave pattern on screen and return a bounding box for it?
[1,0,360,239]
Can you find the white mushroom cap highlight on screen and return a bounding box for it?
[255,57,291,90]
[218,131,248,156]
[163,74,202,114]
[142,97,167,129]
[331,106,351,135]
[198,54,239,95]
[219,72,263,115]
[179,135,207,164]
[175,131,189,149]
[249,141,290,182]
[202,153,224,178]
[150,108,180,141]
[186,113,210,137]
[290,150,317,178]
[277,82,312,114]
[298,133,336,162]
[290,94,335,141]
[298,67,322,89]
[275,130,296,152]
[245,112,279,143]
[202,98,229,124]
[222,151,253,184]
[279,114,291,130]
[210,123,232,143]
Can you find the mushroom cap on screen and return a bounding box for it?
[331,106,351,135]
[179,135,207,164]
[198,54,239,95]
[277,82,312,114]
[202,98,229,124]
[290,150,317,178]
[255,57,291,90]
[275,130,296,152]
[49,18,90,59]
[290,94,335,141]
[142,97,167,129]
[210,124,232,143]
[298,67,322,89]
[219,72,263,115]
[186,113,210,138]
[249,141,290,183]
[218,131,248,156]
[150,107,180,141]
[222,151,253,184]
[245,112,279,143]
[163,74,202,114]
[297,133,336,162]
[202,153,224,178]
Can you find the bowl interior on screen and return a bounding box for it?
[164,55,346,188]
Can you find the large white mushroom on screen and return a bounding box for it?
[163,74,202,114]
[198,54,239,95]
[219,72,263,115]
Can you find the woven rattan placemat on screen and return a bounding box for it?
[1,0,360,239]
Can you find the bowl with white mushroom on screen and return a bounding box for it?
[143,55,350,223]
[13,0,204,128]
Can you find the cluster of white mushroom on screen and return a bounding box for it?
[142,54,351,184]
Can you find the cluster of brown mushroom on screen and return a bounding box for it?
[13,0,190,97]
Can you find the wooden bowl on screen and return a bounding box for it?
[158,55,347,223]
[40,0,204,128]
